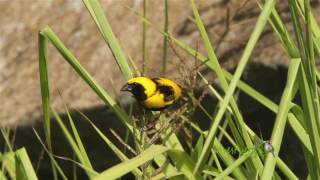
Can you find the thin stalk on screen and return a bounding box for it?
[162,0,169,75]
[1,129,13,152]
[142,0,148,75]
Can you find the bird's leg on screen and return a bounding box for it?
[144,111,162,135]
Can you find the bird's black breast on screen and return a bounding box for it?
[130,83,147,101]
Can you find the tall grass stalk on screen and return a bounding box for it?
[142,0,148,75]
[162,0,169,75]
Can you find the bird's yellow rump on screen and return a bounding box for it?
[121,77,182,110]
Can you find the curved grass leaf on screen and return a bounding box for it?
[82,0,133,80]
[39,26,134,132]
[93,145,168,180]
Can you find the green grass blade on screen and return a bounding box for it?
[275,158,299,180]
[0,170,7,180]
[289,1,320,175]
[52,109,97,178]
[189,0,251,174]
[191,134,204,162]
[258,0,298,57]
[93,145,168,180]
[213,139,246,179]
[142,0,148,75]
[261,58,301,179]
[82,0,133,80]
[296,0,320,56]
[1,129,13,152]
[152,154,184,180]
[192,0,275,174]
[79,110,182,179]
[223,71,313,154]
[38,31,58,180]
[298,66,320,177]
[288,108,313,154]
[65,107,94,176]
[304,0,320,117]
[78,110,143,178]
[15,148,38,180]
[38,32,51,145]
[245,129,299,179]
[215,150,254,180]
[39,26,134,132]
[167,150,198,180]
[288,0,308,71]
[162,0,169,75]
[32,128,68,180]
[0,152,15,178]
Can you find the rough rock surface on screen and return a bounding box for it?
[1,0,319,126]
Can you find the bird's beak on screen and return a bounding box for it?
[121,83,132,92]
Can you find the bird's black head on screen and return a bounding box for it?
[121,82,147,101]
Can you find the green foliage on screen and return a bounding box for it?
[1,0,319,179]
[15,148,38,180]
[36,0,320,179]
[0,147,38,180]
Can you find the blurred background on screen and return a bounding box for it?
[3,0,319,126]
[0,0,320,178]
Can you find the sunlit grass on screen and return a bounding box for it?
[0,0,319,179]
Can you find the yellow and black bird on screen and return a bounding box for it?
[121,77,182,110]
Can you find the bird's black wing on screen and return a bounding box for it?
[158,85,175,102]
